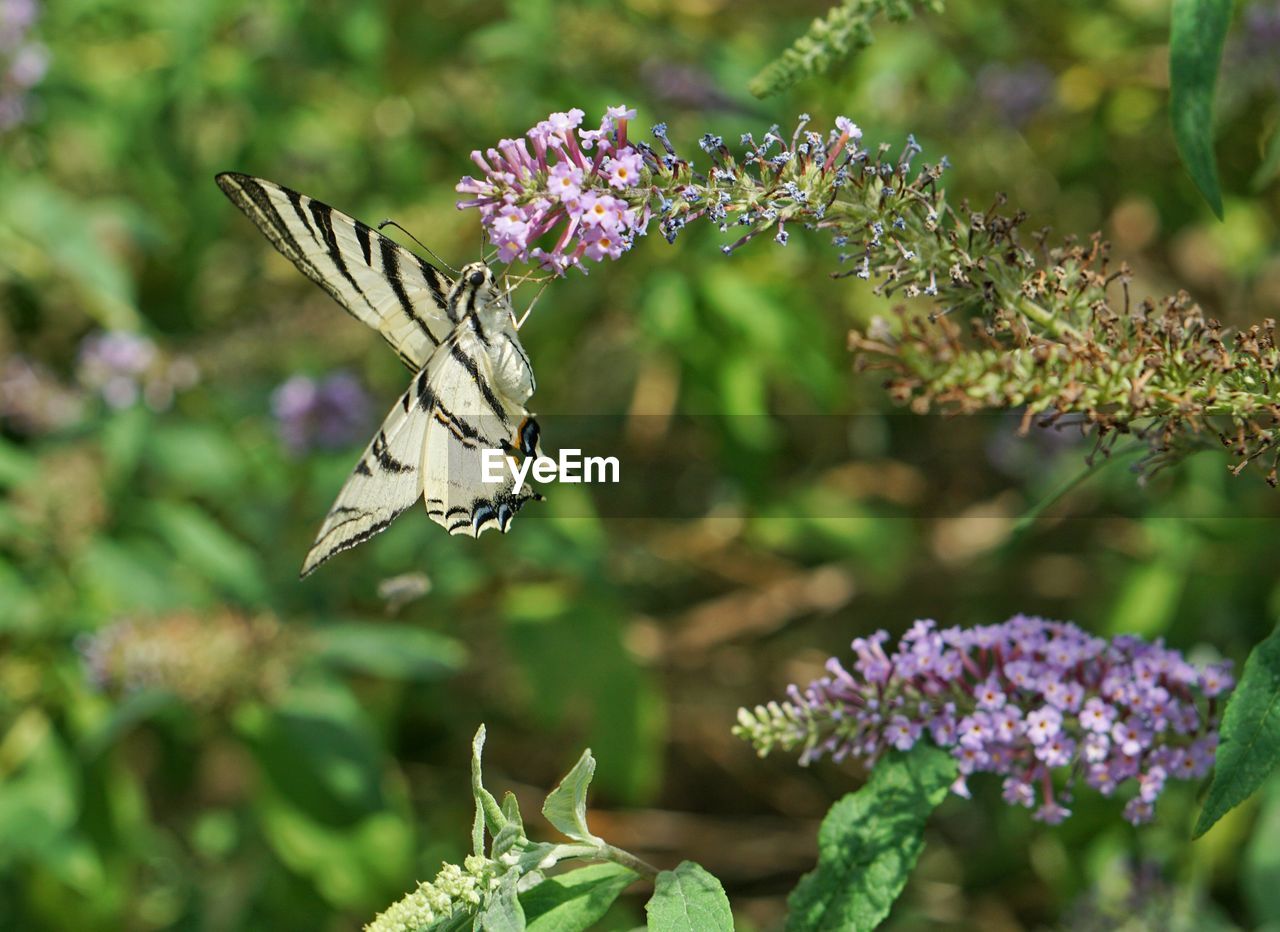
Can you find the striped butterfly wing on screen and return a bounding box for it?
[300,378,431,577]
[299,327,540,575]
[216,172,454,370]
[421,327,541,537]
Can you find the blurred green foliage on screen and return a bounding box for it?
[1,0,1279,929]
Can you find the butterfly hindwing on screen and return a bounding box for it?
[299,379,431,577]
[216,171,455,370]
[420,327,541,538]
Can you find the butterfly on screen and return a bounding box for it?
[216,172,543,577]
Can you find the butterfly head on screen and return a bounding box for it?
[462,262,491,289]
[456,261,515,332]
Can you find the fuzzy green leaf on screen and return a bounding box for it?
[542,748,601,844]
[472,726,506,855]
[479,869,526,932]
[645,861,733,932]
[1194,625,1280,837]
[786,744,955,931]
[522,863,636,932]
[1169,0,1232,218]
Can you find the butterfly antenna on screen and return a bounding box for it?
[512,277,550,330]
[377,219,458,273]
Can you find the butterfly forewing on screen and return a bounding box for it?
[216,172,454,370]
[299,378,431,577]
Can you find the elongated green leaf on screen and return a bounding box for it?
[645,861,733,932]
[1194,625,1280,837]
[542,748,601,844]
[1169,0,1232,218]
[0,438,38,488]
[786,744,955,932]
[478,869,526,932]
[145,500,268,603]
[310,622,467,681]
[472,725,506,854]
[493,793,529,859]
[523,863,636,932]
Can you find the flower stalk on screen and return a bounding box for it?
[458,108,1280,484]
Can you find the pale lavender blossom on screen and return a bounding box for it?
[77,330,198,410]
[271,371,372,454]
[456,107,871,275]
[0,0,46,131]
[736,615,1232,826]
[1231,2,1280,91]
[456,105,652,274]
[976,62,1054,127]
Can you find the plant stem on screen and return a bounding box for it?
[600,843,662,879]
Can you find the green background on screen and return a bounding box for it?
[2,0,1279,928]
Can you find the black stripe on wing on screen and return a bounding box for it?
[215,172,453,367]
[436,489,542,537]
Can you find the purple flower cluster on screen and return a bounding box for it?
[76,330,199,410]
[0,0,46,131]
[456,108,874,278]
[271,370,372,454]
[976,61,1054,127]
[78,611,292,708]
[456,106,651,274]
[1236,2,1280,88]
[735,615,1232,825]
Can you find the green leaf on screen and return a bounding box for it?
[478,869,526,932]
[1252,121,1280,192]
[310,622,467,681]
[257,798,413,910]
[1169,0,1233,218]
[145,500,268,604]
[245,687,388,817]
[0,711,79,860]
[786,744,956,931]
[0,179,141,329]
[0,437,38,489]
[472,725,506,855]
[522,863,636,932]
[144,423,247,496]
[1194,624,1280,837]
[645,861,733,932]
[493,793,529,859]
[542,748,601,844]
[79,688,174,757]
[1242,777,1280,921]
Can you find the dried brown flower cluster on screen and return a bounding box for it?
[847,201,1280,485]
[79,610,294,708]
